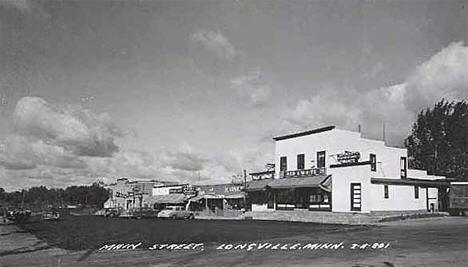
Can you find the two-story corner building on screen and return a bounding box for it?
[246,126,449,214]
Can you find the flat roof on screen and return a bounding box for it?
[273,126,335,141]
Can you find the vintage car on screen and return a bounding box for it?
[42,210,60,221]
[104,208,121,217]
[120,208,159,219]
[157,206,194,219]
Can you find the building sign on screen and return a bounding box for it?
[169,185,197,195]
[337,151,361,164]
[225,185,244,193]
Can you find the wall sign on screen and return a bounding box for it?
[337,151,361,163]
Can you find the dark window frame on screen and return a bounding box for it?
[317,151,326,168]
[414,186,419,199]
[350,183,362,211]
[370,154,376,172]
[280,156,287,172]
[297,154,305,170]
[384,185,389,199]
[401,157,407,179]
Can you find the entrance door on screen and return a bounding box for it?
[350,183,361,211]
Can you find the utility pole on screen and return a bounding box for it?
[243,169,247,210]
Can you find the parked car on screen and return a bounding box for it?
[134,207,159,219]
[42,210,60,221]
[104,208,120,217]
[157,206,194,220]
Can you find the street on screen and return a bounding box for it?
[0,216,467,266]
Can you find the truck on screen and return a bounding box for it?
[448,182,468,216]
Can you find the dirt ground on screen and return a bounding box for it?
[1,216,467,267]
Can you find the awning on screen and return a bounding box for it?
[245,179,274,191]
[266,175,329,189]
[147,194,187,204]
[371,178,449,187]
[188,193,245,201]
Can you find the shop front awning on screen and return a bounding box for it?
[189,193,245,202]
[148,194,187,204]
[245,178,274,191]
[371,178,449,187]
[266,175,330,189]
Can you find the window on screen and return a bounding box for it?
[280,156,287,172]
[370,154,376,172]
[350,183,362,211]
[401,157,407,179]
[317,151,326,168]
[414,186,419,199]
[297,154,305,170]
[384,185,389,199]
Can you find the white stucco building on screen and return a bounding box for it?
[247,126,447,214]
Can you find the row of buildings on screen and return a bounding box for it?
[104,126,450,217]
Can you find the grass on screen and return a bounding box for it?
[17,215,367,251]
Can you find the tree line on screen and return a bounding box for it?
[405,99,467,180]
[0,183,110,209]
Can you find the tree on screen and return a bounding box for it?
[405,99,468,180]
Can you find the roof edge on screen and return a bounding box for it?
[273,126,335,141]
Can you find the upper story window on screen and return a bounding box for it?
[401,157,407,179]
[370,154,377,172]
[297,154,305,170]
[317,151,326,168]
[280,156,287,172]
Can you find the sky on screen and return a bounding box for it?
[0,0,467,191]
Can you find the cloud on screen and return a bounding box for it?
[14,96,123,157]
[404,41,468,112]
[0,0,31,11]
[282,41,468,145]
[163,143,207,172]
[191,29,241,60]
[231,71,273,105]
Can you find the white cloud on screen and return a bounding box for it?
[404,41,468,112]
[231,71,272,105]
[191,29,241,60]
[14,96,123,157]
[283,42,468,145]
[0,0,31,11]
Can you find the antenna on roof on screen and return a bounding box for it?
[382,122,386,144]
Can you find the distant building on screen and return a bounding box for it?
[103,178,177,210]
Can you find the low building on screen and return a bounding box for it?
[188,183,246,216]
[247,126,449,214]
[103,178,178,210]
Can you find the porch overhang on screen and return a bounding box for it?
[246,175,331,191]
[371,178,449,187]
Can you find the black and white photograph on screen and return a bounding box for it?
[0,0,467,266]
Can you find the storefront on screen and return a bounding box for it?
[246,175,332,211]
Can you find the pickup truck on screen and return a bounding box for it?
[448,182,468,216]
[157,206,194,220]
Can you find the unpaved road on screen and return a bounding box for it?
[1,217,467,267]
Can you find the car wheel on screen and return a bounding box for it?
[188,214,194,220]
[171,215,176,220]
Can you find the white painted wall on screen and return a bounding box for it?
[251,204,274,212]
[329,164,372,213]
[274,128,407,180]
[369,184,428,211]
[152,185,184,196]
